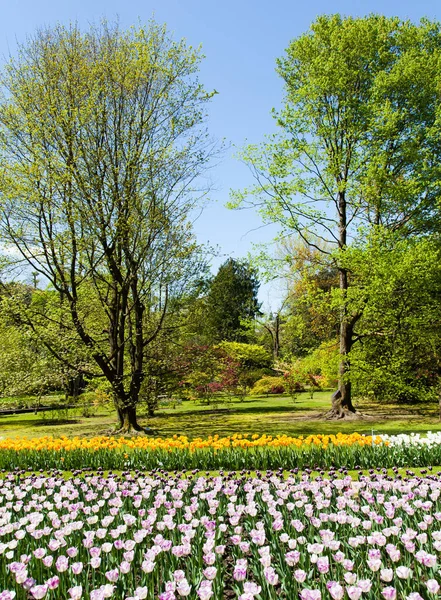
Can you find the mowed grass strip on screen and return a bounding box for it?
[0,391,440,439]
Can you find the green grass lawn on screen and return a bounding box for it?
[11,466,441,482]
[0,390,440,439]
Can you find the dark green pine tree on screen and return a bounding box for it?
[205,259,261,342]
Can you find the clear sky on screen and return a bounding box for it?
[1,0,440,306]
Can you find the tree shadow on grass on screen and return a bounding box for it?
[34,419,79,427]
[360,401,437,418]
[152,404,314,420]
[0,418,79,428]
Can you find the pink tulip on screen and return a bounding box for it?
[68,587,83,600]
[196,580,213,600]
[344,572,357,585]
[300,590,322,600]
[346,586,362,600]
[317,556,329,574]
[203,567,217,580]
[30,586,48,599]
[342,559,354,571]
[381,587,397,600]
[285,550,300,566]
[233,559,247,581]
[120,561,131,574]
[294,569,307,583]
[426,579,441,594]
[71,562,83,575]
[176,580,191,597]
[357,580,372,593]
[380,569,394,582]
[203,552,215,565]
[327,582,344,600]
[264,566,279,585]
[367,559,382,572]
[105,568,119,583]
[46,576,60,590]
[159,593,176,600]
[55,555,69,573]
[243,582,261,595]
[42,556,53,568]
[141,560,155,573]
[396,566,412,579]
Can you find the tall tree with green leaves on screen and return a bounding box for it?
[230,15,441,417]
[344,233,441,405]
[0,21,217,431]
[0,288,68,399]
[205,258,261,342]
[0,283,94,399]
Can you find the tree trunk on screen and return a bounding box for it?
[121,405,143,432]
[274,314,280,359]
[67,373,85,400]
[327,272,357,419]
[264,313,281,360]
[439,386,441,421]
[116,405,124,429]
[338,316,356,411]
[115,404,143,433]
[327,190,357,419]
[114,389,143,433]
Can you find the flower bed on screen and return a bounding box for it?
[1,470,441,599]
[0,432,441,471]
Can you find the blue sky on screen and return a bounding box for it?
[1,0,440,306]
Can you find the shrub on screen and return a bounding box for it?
[250,376,286,396]
[268,384,285,394]
[217,341,271,368]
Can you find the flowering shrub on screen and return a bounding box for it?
[249,377,286,396]
[1,470,441,599]
[268,385,285,395]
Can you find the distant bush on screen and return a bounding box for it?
[78,390,111,408]
[217,341,271,368]
[278,343,339,394]
[159,396,183,409]
[250,376,286,396]
[82,380,113,405]
[268,384,285,394]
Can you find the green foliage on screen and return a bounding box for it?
[231,15,441,238]
[274,239,340,358]
[0,289,71,398]
[230,14,441,408]
[250,376,286,396]
[174,344,225,403]
[80,380,113,409]
[217,341,271,368]
[293,342,340,390]
[0,20,217,425]
[1,15,441,416]
[204,259,261,342]
[343,232,441,403]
